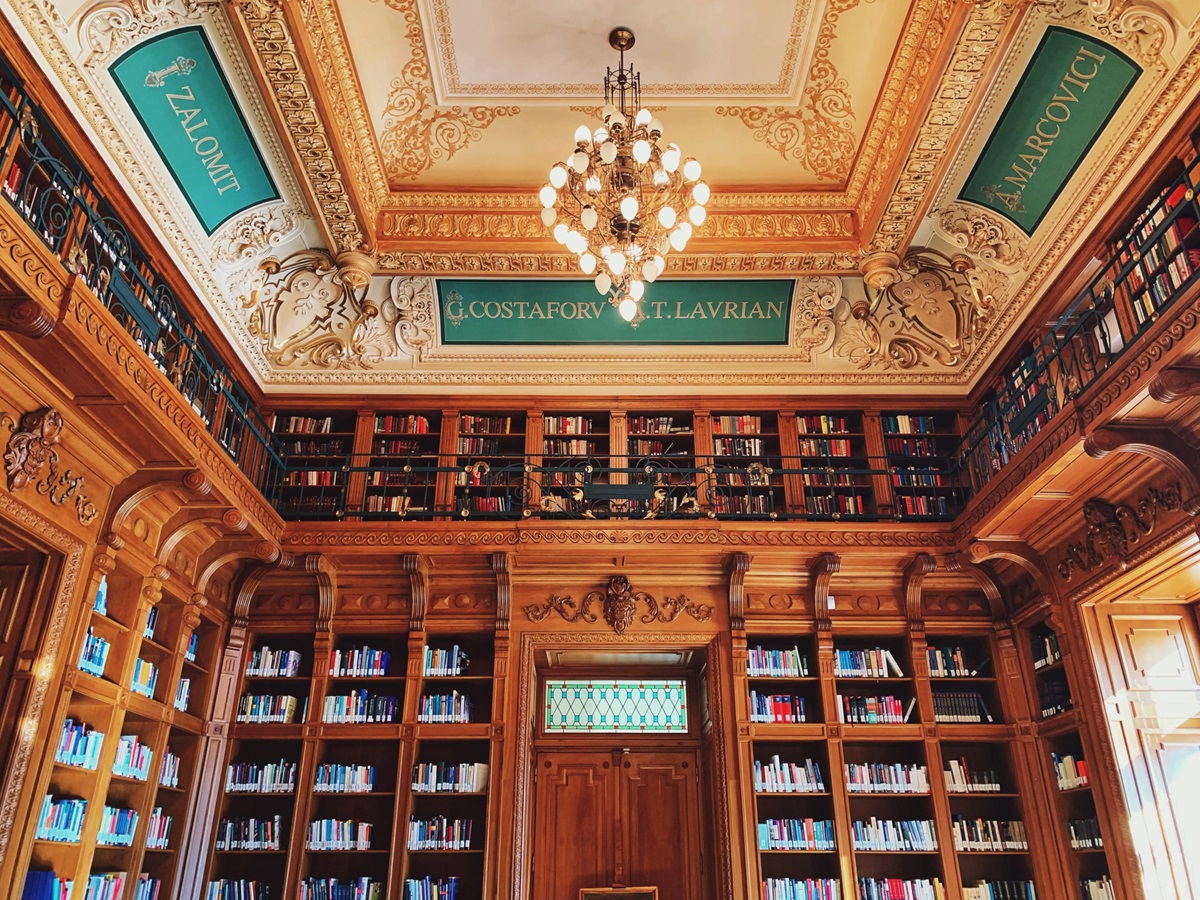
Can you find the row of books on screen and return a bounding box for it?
[226,760,297,794]
[459,496,514,514]
[851,817,937,851]
[323,692,399,724]
[376,414,431,434]
[1036,679,1072,719]
[713,414,764,434]
[79,628,111,678]
[55,718,103,769]
[836,694,914,725]
[134,876,163,900]
[21,871,72,900]
[895,495,956,518]
[797,437,856,457]
[961,882,1036,900]
[627,415,684,435]
[713,437,766,456]
[160,749,181,788]
[543,414,598,434]
[330,646,392,678]
[186,632,199,663]
[112,734,153,781]
[371,439,424,458]
[424,645,470,677]
[143,606,159,640]
[402,876,459,900]
[710,494,777,515]
[81,872,124,900]
[1031,631,1062,669]
[626,438,684,456]
[95,805,138,847]
[412,762,488,793]
[284,440,349,457]
[205,880,271,899]
[542,438,597,456]
[881,414,941,434]
[885,436,944,457]
[35,795,86,843]
[931,691,993,724]
[299,878,384,900]
[459,414,512,434]
[844,762,929,794]
[1051,751,1089,790]
[236,694,302,724]
[757,817,835,850]
[834,648,904,678]
[364,494,419,514]
[174,678,191,712]
[130,658,158,698]
[214,815,283,850]
[283,470,342,487]
[417,692,473,723]
[456,437,505,456]
[762,879,840,900]
[305,818,373,851]
[798,415,853,435]
[407,815,473,850]
[749,691,807,723]
[753,756,826,794]
[246,646,303,677]
[1068,816,1104,849]
[145,807,172,850]
[858,879,944,900]
[277,415,343,434]
[950,816,1028,851]
[1081,876,1116,899]
[315,763,376,793]
[805,492,869,517]
[926,647,987,678]
[943,759,1003,793]
[748,646,809,678]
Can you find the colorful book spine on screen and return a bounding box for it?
[226,759,297,793]
[130,658,158,698]
[159,748,181,788]
[95,805,139,847]
[78,628,111,678]
[55,719,104,770]
[145,807,172,850]
[35,795,87,843]
[411,762,489,793]
[313,763,375,793]
[111,734,153,781]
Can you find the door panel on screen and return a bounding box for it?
[624,754,703,900]
[0,552,47,775]
[531,749,704,900]
[532,752,617,900]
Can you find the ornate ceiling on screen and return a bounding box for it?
[5,0,1200,393]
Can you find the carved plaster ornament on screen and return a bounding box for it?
[790,276,842,360]
[1048,0,1174,73]
[1057,482,1183,580]
[211,205,307,267]
[77,0,209,66]
[246,249,382,368]
[523,574,714,635]
[934,205,1029,273]
[716,0,871,180]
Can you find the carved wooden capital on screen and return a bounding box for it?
[524,575,714,635]
[810,553,840,628]
[402,553,430,630]
[903,553,935,628]
[492,552,512,632]
[726,552,751,631]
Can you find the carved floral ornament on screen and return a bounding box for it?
[1,407,97,525]
[1057,482,1183,580]
[523,575,714,635]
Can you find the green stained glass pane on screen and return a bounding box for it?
[544,679,688,733]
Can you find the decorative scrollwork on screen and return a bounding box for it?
[1057,482,1183,580]
[523,574,714,635]
[3,407,63,492]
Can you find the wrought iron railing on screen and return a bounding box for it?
[958,155,1200,494]
[276,455,967,523]
[0,55,288,505]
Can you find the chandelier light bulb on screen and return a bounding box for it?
[602,103,617,120]
[566,231,587,255]
[670,228,687,252]
[594,125,609,143]
[574,124,593,144]
[595,271,612,295]
[610,111,627,129]
[629,243,643,259]
[600,142,618,165]
[608,250,627,276]
[549,166,568,189]
[600,244,613,258]
[635,108,652,126]
[651,254,666,278]
[689,205,707,226]
[632,139,652,165]
[619,296,639,321]
[620,195,639,220]
[580,206,599,230]
[683,158,702,182]
[540,184,557,208]
[553,222,570,244]
[662,145,681,172]
[658,206,677,229]
[570,151,590,174]
[653,168,669,186]
[642,259,658,282]
[649,118,663,135]
[692,182,710,204]
[629,279,645,300]
[580,252,597,275]
[586,175,602,193]
[540,208,556,227]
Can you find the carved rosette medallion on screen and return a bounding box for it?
[523,575,714,635]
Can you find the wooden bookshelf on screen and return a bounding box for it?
[361,411,443,519]
[709,412,784,518]
[795,413,875,519]
[275,412,356,521]
[454,412,527,519]
[880,412,965,521]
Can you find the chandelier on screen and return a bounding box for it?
[539,27,708,326]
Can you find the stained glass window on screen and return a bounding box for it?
[543,679,688,733]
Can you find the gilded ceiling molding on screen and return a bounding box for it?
[294,0,389,215]
[229,0,367,252]
[1048,0,1174,73]
[374,0,518,182]
[932,204,1028,273]
[380,189,852,212]
[77,0,210,66]
[246,249,386,369]
[870,0,1019,253]
[379,275,437,361]
[846,0,963,213]
[716,0,870,180]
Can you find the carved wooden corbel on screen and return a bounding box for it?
[402,553,430,630]
[1056,483,1184,581]
[727,553,751,631]
[902,553,936,631]
[103,467,215,549]
[0,296,57,338]
[941,552,1008,620]
[306,554,337,632]
[810,553,840,631]
[962,539,1057,602]
[232,553,298,627]
[1148,365,1200,403]
[491,552,512,632]
[1084,425,1200,514]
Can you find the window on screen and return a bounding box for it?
[543,679,687,733]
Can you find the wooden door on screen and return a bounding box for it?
[531,749,704,900]
[0,550,50,775]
